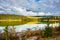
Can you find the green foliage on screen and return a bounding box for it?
[42,26,52,38]
[56,25,60,32]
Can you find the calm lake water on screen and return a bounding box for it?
[0,23,60,32]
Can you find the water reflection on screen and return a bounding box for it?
[0,16,60,32]
[15,23,60,32]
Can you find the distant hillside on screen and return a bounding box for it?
[0,14,60,26]
[0,14,31,26]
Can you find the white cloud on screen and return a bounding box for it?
[49,0,60,3]
[38,12,45,16]
[55,11,60,16]
[0,6,52,16]
[0,0,59,16]
[46,12,52,16]
[38,12,52,16]
[13,6,52,16]
[13,7,24,13]
[13,6,37,16]
[0,11,4,13]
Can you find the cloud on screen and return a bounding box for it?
[0,5,53,16]
[13,7,24,13]
[38,12,52,16]
[13,6,52,16]
[0,0,60,16]
[46,12,52,16]
[55,11,60,16]
[0,11,4,13]
[13,6,37,16]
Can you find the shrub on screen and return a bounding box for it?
[56,25,60,32]
[42,26,52,38]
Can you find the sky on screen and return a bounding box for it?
[0,0,60,16]
[0,0,60,32]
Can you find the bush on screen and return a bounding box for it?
[42,26,52,38]
[56,25,60,32]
